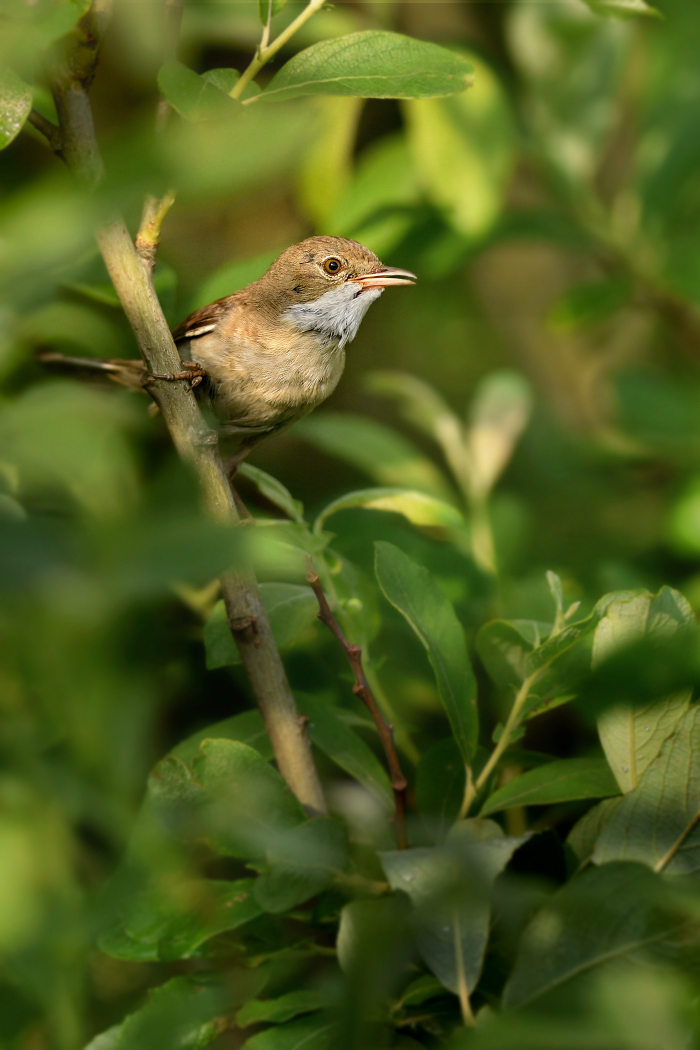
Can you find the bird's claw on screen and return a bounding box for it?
[146,362,206,390]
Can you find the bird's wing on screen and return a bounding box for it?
[171,294,236,343]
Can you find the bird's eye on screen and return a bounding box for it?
[323,257,342,275]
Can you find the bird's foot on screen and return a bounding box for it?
[145,362,206,390]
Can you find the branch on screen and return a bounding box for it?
[306,561,408,849]
[47,1,326,814]
[27,109,63,152]
[136,190,177,272]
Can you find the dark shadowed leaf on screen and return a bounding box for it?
[258,32,474,103]
[416,737,466,840]
[503,863,672,1009]
[238,463,305,522]
[253,817,348,913]
[375,542,478,764]
[480,757,620,817]
[296,694,393,810]
[381,820,527,996]
[243,1015,341,1050]
[99,879,262,962]
[237,989,328,1027]
[566,796,622,864]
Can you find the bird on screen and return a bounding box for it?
[40,236,416,468]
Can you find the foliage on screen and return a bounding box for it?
[3,0,700,1048]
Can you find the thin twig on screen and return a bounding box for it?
[306,560,408,849]
[135,189,177,271]
[155,0,184,133]
[231,0,327,101]
[27,109,63,152]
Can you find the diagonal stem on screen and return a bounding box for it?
[306,560,408,849]
[231,0,327,101]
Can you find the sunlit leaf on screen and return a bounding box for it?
[258,32,474,103]
[467,372,532,500]
[0,69,32,150]
[594,705,700,875]
[315,488,463,534]
[375,541,478,764]
[297,96,363,228]
[294,413,455,502]
[403,52,514,239]
[503,863,672,1009]
[170,711,274,765]
[296,694,393,810]
[480,757,620,817]
[581,0,661,18]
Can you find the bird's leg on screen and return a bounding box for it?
[144,361,206,389]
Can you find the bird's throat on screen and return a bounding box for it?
[282,283,383,349]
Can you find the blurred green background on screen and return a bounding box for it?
[3,0,700,1045]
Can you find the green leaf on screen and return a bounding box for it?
[503,863,671,1009]
[316,488,464,534]
[467,371,533,500]
[0,69,32,150]
[581,0,661,18]
[158,61,240,121]
[294,413,454,502]
[148,740,306,860]
[375,542,478,764]
[237,989,328,1028]
[296,694,393,810]
[257,0,287,25]
[203,584,318,669]
[187,251,279,315]
[258,32,474,103]
[395,974,448,1009]
[594,588,696,792]
[238,463,304,522]
[566,796,622,864]
[253,817,348,913]
[479,757,620,817]
[170,710,274,765]
[99,878,263,962]
[416,737,466,840]
[594,705,700,875]
[243,1016,341,1050]
[380,820,527,996]
[83,975,229,1050]
[475,619,537,690]
[547,275,634,332]
[403,52,514,239]
[364,371,468,488]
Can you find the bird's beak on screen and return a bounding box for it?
[349,266,417,290]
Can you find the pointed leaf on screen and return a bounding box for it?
[258,32,474,103]
[381,821,527,995]
[480,757,620,817]
[416,737,466,840]
[158,61,239,121]
[237,990,328,1027]
[0,69,32,149]
[238,463,304,522]
[566,796,622,864]
[375,542,478,764]
[582,0,661,18]
[594,704,700,875]
[316,488,463,534]
[257,0,287,23]
[296,694,393,810]
[171,710,274,765]
[503,863,671,1010]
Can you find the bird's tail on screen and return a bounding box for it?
[37,352,147,393]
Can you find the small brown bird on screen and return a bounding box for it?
[41,236,416,467]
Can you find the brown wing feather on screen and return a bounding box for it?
[171,294,237,343]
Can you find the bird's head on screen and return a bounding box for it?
[253,236,416,348]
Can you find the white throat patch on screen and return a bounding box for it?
[283,284,383,349]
